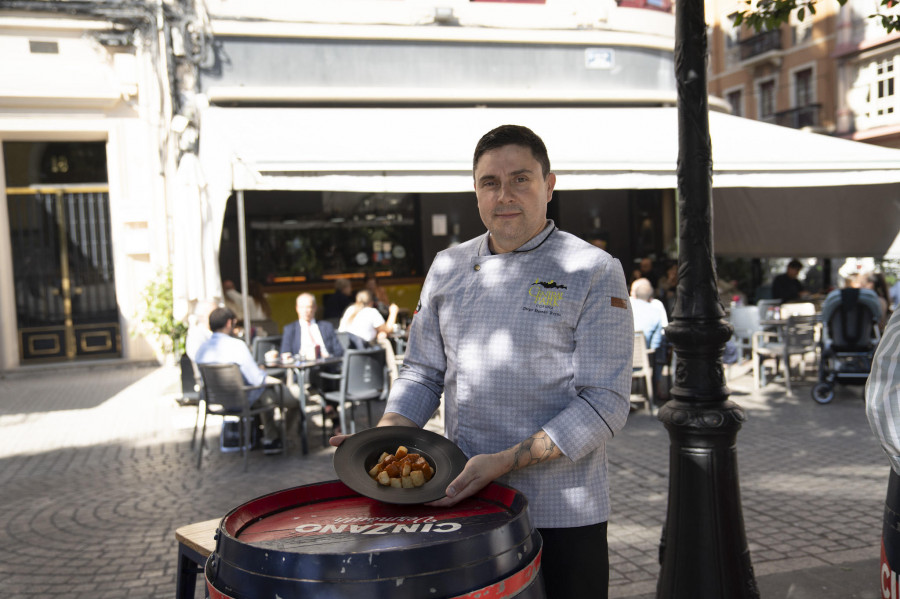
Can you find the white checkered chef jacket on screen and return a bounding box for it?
[386,221,634,528]
[867,308,900,474]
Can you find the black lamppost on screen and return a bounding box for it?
[656,0,759,596]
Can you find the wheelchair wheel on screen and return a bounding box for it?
[812,383,835,405]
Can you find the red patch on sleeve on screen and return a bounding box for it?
[610,297,628,309]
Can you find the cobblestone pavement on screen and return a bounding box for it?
[0,362,886,598]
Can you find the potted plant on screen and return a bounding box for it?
[135,267,188,362]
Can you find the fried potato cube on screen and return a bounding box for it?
[422,463,434,481]
[401,463,411,477]
[395,446,408,459]
[410,470,425,487]
[389,477,402,488]
[385,463,401,478]
[406,453,420,461]
[401,476,414,488]
[369,463,381,478]
[378,452,390,464]
[377,471,391,486]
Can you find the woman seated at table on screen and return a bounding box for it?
[339,290,398,343]
[339,290,400,382]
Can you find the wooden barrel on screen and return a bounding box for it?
[205,480,544,599]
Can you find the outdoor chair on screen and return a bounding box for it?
[631,331,655,414]
[730,306,761,363]
[250,335,284,377]
[320,347,390,435]
[752,314,819,395]
[195,363,286,471]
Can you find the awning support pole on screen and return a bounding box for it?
[237,189,251,345]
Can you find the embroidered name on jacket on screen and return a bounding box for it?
[526,278,567,314]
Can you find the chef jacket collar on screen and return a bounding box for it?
[478,220,557,257]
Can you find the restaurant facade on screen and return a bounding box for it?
[2,0,900,371]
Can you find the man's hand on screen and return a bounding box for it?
[328,433,352,447]
[427,452,511,507]
[428,430,563,508]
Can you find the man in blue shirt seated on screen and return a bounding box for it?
[630,278,664,352]
[195,307,297,454]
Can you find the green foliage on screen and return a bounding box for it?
[734,0,900,33]
[136,267,188,358]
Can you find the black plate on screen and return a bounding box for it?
[333,426,468,504]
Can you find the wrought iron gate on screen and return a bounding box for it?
[7,187,121,362]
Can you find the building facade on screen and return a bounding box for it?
[706,0,839,133]
[706,0,900,148]
[833,0,900,148]
[0,0,681,370]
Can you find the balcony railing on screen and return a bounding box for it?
[773,104,823,129]
[739,30,782,61]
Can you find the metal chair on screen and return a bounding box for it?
[631,331,655,414]
[196,363,286,471]
[321,348,390,435]
[752,314,819,395]
[730,306,761,362]
[250,335,284,376]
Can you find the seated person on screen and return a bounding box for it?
[339,290,399,344]
[339,290,401,382]
[630,278,664,352]
[281,293,345,360]
[323,278,355,321]
[630,278,668,401]
[771,259,808,303]
[281,293,345,432]
[194,307,297,455]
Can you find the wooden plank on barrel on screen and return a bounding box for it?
[175,518,219,558]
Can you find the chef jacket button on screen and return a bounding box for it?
[474,264,481,271]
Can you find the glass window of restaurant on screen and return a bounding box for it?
[219,191,423,286]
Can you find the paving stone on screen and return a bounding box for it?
[0,363,888,597]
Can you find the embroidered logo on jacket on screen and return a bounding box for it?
[528,278,567,307]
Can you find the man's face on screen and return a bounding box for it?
[296,296,316,323]
[474,144,555,254]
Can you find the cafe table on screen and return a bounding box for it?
[266,354,343,450]
[753,314,820,393]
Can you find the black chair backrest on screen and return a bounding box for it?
[784,315,817,350]
[828,289,878,351]
[198,363,248,411]
[251,335,282,363]
[180,353,197,394]
[343,348,386,398]
[337,331,370,351]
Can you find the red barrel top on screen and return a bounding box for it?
[221,480,525,554]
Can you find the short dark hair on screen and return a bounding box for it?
[208,307,236,332]
[473,125,551,179]
[788,259,803,271]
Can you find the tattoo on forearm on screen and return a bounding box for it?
[511,435,558,471]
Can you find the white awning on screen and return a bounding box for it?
[197,105,900,258]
